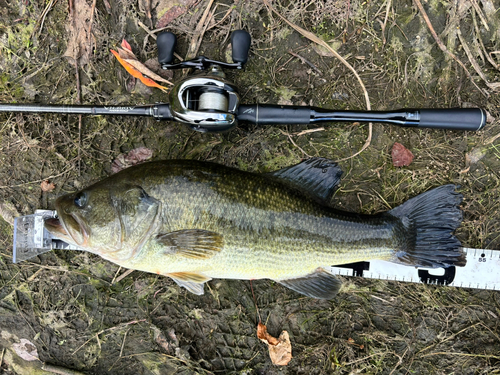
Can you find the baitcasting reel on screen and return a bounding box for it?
[157,30,250,132]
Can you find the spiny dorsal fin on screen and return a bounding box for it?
[276,267,342,299]
[157,229,223,259]
[167,272,211,295]
[268,158,342,205]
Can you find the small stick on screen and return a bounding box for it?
[279,129,311,158]
[119,329,129,357]
[74,59,82,176]
[113,268,135,284]
[288,50,322,75]
[382,0,392,45]
[185,0,215,61]
[295,127,325,136]
[41,363,86,375]
[87,0,97,57]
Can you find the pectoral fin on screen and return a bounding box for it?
[276,267,341,299]
[167,272,211,295]
[157,229,223,259]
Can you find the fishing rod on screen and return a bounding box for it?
[0,30,487,133]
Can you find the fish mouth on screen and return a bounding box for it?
[44,214,90,247]
[44,217,67,236]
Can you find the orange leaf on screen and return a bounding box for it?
[257,322,292,366]
[41,180,55,192]
[257,322,279,345]
[111,49,169,92]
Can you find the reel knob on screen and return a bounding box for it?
[157,32,177,65]
[231,30,251,65]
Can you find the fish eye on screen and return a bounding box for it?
[74,191,88,208]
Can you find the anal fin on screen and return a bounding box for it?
[276,267,341,299]
[167,272,211,295]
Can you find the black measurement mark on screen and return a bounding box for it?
[335,262,370,277]
[418,266,456,285]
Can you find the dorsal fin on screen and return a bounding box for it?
[268,158,342,204]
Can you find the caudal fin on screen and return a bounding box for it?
[389,185,466,268]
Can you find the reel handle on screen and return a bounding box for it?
[231,30,251,64]
[157,32,177,65]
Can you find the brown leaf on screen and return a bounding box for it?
[41,180,56,192]
[257,322,279,345]
[154,0,198,28]
[391,142,414,167]
[122,57,172,84]
[111,147,154,174]
[257,323,292,366]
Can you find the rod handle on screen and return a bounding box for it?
[157,32,177,65]
[237,104,311,124]
[231,30,251,65]
[418,108,486,131]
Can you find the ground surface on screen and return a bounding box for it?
[0,0,500,374]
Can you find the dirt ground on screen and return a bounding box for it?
[0,0,500,373]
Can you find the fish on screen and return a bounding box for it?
[44,158,466,299]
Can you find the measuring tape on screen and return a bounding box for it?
[328,247,500,290]
[13,210,500,291]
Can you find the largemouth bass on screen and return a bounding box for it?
[45,158,465,299]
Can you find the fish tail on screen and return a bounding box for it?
[389,184,466,268]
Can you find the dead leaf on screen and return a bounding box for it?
[465,146,487,165]
[64,0,93,65]
[257,322,292,366]
[111,50,170,92]
[391,142,414,167]
[41,180,56,192]
[154,0,198,28]
[123,58,172,84]
[12,338,39,361]
[111,147,154,173]
[117,39,171,85]
[144,58,174,81]
[111,39,172,91]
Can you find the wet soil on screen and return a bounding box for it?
[0,0,500,374]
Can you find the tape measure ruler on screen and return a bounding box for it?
[328,248,500,291]
[13,210,500,291]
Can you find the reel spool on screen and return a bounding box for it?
[198,89,228,112]
[168,68,240,133]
